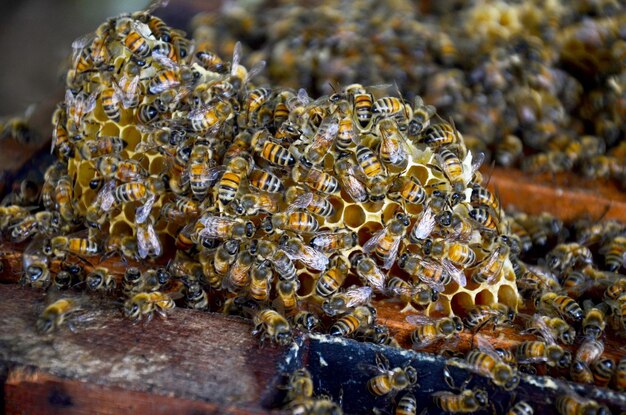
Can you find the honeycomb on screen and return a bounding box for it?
[37,7,520,335]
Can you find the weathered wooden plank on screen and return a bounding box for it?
[0,285,284,414]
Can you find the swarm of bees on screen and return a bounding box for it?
[190,0,626,186]
[2,1,626,413]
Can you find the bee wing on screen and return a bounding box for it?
[131,20,154,39]
[415,259,445,293]
[344,286,373,308]
[118,75,141,108]
[84,90,99,114]
[98,180,116,212]
[189,104,215,122]
[145,0,170,14]
[197,215,233,238]
[530,315,557,344]
[300,245,329,271]
[443,259,466,287]
[135,193,156,224]
[475,333,502,361]
[285,193,313,213]
[152,48,178,70]
[340,169,368,202]
[231,41,242,76]
[71,33,95,54]
[412,207,436,240]
[297,88,311,106]
[138,223,161,259]
[405,313,435,326]
[65,89,76,108]
[362,227,387,254]
[245,60,266,84]
[383,235,403,270]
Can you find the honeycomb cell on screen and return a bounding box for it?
[450,292,473,317]
[297,273,316,297]
[110,219,132,237]
[382,202,402,223]
[76,161,96,188]
[427,296,451,318]
[475,289,495,306]
[344,204,366,228]
[407,165,430,185]
[327,196,345,225]
[121,126,142,151]
[498,285,518,309]
[148,155,169,176]
[443,281,460,295]
[100,122,120,138]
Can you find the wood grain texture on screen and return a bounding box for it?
[0,285,284,414]
[487,167,626,222]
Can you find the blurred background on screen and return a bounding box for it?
[0,0,157,116]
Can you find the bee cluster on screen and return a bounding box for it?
[2,2,626,413]
[4,2,521,343]
[191,0,626,185]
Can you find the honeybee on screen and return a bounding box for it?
[253,309,292,346]
[570,360,594,384]
[385,276,438,308]
[136,221,162,259]
[55,175,76,222]
[218,155,252,206]
[506,400,534,415]
[285,188,334,218]
[65,89,98,130]
[575,339,605,367]
[589,358,614,388]
[470,185,500,213]
[408,206,436,243]
[36,298,79,333]
[334,156,368,202]
[600,235,626,272]
[582,307,606,340]
[365,354,418,398]
[433,369,488,414]
[263,212,319,234]
[513,261,561,297]
[522,314,575,345]
[363,213,409,269]
[195,49,227,73]
[352,253,387,293]
[420,122,458,148]
[304,113,339,165]
[388,176,428,206]
[355,144,386,181]
[464,304,515,331]
[21,239,51,289]
[329,304,376,337]
[124,291,175,322]
[516,340,571,368]
[536,292,584,322]
[275,279,299,315]
[348,85,375,132]
[460,334,520,390]
[249,260,273,303]
[315,255,350,298]
[293,311,320,332]
[100,86,120,122]
[399,251,465,291]
[546,243,593,274]
[234,192,280,216]
[406,314,464,349]
[208,239,239,277]
[468,206,499,233]
[336,111,359,152]
[225,249,254,293]
[143,267,171,292]
[45,235,99,259]
[254,135,296,167]
[123,21,153,58]
[377,118,410,168]
[189,101,233,134]
[188,145,220,201]
[322,286,373,317]
[78,136,126,160]
[302,166,340,195]
[280,237,329,271]
[248,169,284,194]
[555,390,610,415]
[183,279,209,311]
[471,242,509,285]
[9,211,61,243]
[310,230,357,253]
[196,215,255,240]
[95,156,147,183]
[122,267,143,296]
[85,267,116,292]
[429,240,476,268]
